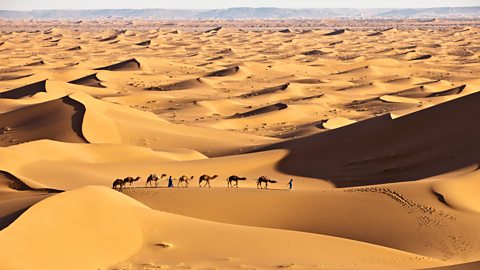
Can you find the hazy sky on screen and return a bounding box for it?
[1,0,479,10]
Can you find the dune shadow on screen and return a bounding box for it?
[229,103,287,118]
[0,207,30,230]
[0,80,47,99]
[257,91,480,187]
[95,58,140,71]
[69,73,105,88]
[62,96,88,143]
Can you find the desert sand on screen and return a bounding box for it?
[0,20,480,269]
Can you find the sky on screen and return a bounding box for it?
[1,0,479,10]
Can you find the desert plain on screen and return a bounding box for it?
[0,19,480,269]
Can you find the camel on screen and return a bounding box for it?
[146,174,158,187]
[256,176,277,189]
[112,178,124,191]
[178,175,193,188]
[227,175,247,188]
[199,174,218,188]
[123,176,141,188]
[146,173,167,187]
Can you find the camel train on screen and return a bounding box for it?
[112,174,281,191]
[112,176,141,190]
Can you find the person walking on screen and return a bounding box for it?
[168,176,174,188]
[288,179,293,190]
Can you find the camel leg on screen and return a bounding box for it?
[236,181,239,188]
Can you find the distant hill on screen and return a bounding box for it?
[377,6,480,17]
[196,8,386,19]
[0,7,478,19]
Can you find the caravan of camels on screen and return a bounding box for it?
[112,174,280,191]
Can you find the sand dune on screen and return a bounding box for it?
[95,58,141,71]
[135,40,151,46]
[205,65,240,77]
[322,117,357,129]
[411,54,433,60]
[1,89,276,154]
[146,77,204,91]
[0,80,47,99]
[0,96,87,146]
[433,170,480,214]
[0,186,446,270]
[0,22,480,269]
[0,72,33,82]
[71,91,276,155]
[240,83,290,98]
[0,186,146,270]
[124,179,480,261]
[324,29,346,36]
[230,103,288,118]
[66,45,81,51]
[261,91,480,187]
[68,73,105,88]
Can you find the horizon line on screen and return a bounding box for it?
[1,5,479,12]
